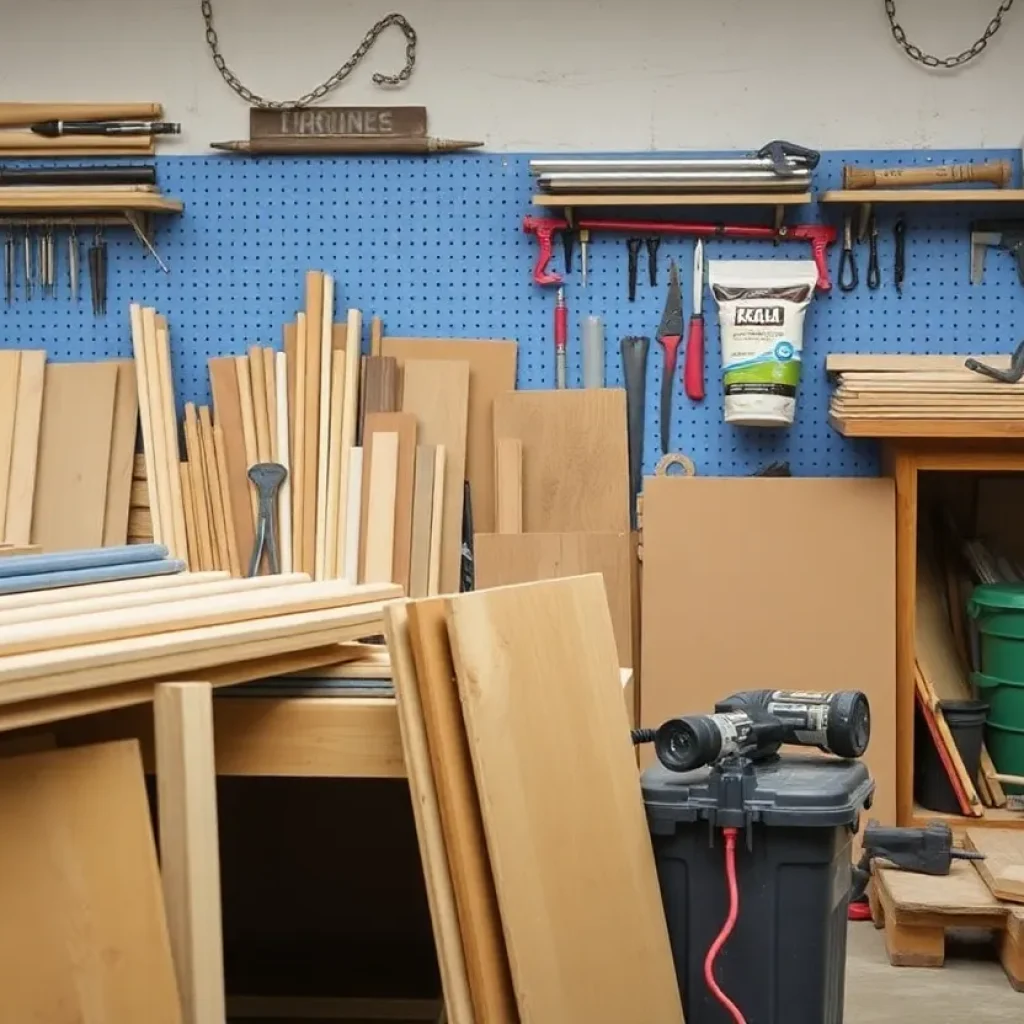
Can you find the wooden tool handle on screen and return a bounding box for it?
[0,132,154,154]
[0,102,162,127]
[843,160,1012,190]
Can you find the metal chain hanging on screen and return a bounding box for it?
[884,0,1014,68]
[199,0,417,109]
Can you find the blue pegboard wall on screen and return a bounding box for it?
[1,148,1021,477]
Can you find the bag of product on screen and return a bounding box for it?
[708,260,819,427]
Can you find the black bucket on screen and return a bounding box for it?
[914,700,989,814]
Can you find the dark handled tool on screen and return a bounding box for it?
[561,226,575,274]
[657,260,684,454]
[850,820,984,904]
[645,236,660,286]
[839,213,858,293]
[755,139,821,177]
[247,462,287,576]
[626,237,642,301]
[893,218,906,294]
[866,213,880,290]
[30,120,181,137]
[0,165,157,186]
[965,339,1024,383]
[3,231,13,306]
[683,240,705,402]
[621,336,649,530]
[88,229,107,315]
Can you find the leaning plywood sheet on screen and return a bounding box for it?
[965,830,1024,904]
[31,362,118,552]
[640,477,896,824]
[402,360,470,595]
[445,576,683,1023]
[493,389,629,534]
[103,359,140,547]
[382,338,517,534]
[407,598,517,1023]
[4,350,46,546]
[0,741,181,1023]
[381,602,474,1024]
[474,531,634,668]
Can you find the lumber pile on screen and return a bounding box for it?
[0,352,139,552]
[382,576,681,1023]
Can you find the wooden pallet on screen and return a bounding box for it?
[872,861,1024,990]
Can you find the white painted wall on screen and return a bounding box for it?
[0,0,1020,152]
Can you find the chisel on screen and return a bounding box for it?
[621,335,649,529]
[656,260,684,454]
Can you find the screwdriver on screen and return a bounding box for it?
[554,287,568,388]
[683,240,706,401]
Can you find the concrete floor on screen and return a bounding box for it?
[846,922,1022,1021]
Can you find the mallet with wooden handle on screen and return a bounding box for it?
[843,160,1012,190]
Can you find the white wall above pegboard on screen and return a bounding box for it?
[0,0,1021,152]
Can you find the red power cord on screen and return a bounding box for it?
[703,827,748,1024]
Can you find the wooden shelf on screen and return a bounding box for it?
[820,189,1024,204]
[0,192,183,214]
[912,804,1024,832]
[830,414,1024,439]
[532,192,812,208]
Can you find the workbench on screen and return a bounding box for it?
[833,417,1024,832]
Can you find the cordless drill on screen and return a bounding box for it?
[649,689,871,772]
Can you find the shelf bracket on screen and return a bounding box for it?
[124,210,170,274]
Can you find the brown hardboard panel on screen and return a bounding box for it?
[102,360,140,547]
[401,360,470,595]
[493,389,629,534]
[445,576,683,1023]
[407,598,517,1023]
[475,531,634,668]
[640,477,896,824]
[360,355,399,441]
[0,741,181,1022]
[383,338,517,535]
[31,362,118,551]
[4,350,46,546]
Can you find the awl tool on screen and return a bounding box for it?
[683,240,705,401]
[554,287,568,388]
[657,260,684,454]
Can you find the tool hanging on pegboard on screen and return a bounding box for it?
[884,0,1015,69]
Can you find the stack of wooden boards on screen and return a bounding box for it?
[382,576,683,1024]
[828,353,1024,424]
[0,101,169,157]
[872,830,1024,989]
[0,351,138,553]
[474,389,638,695]
[0,571,399,729]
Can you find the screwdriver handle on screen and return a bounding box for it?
[683,314,705,401]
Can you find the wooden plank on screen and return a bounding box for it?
[274,352,292,575]
[0,350,22,539]
[209,357,254,570]
[212,426,241,576]
[144,310,175,554]
[344,447,363,586]
[264,348,277,463]
[302,273,324,577]
[134,307,166,546]
[428,446,446,596]
[314,275,335,580]
[363,432,399,585]
[0,741,181,1023]
[4,350,46,546]
[444,577,683,1022]
[380,602,475,1024]
[359,412,417,588]
[402,361,469,594]
[180,464,198,570]
[360,355,399,441]
[494,438,522,535]
[155,317,188,562]
[493,388,629,533]
[249,346,271,464]
[409,445,435,599]
[878,858,1005,920]
[640,477,897,824]
[323,353,346,579]
[370,316,383,356]
[475,532,635,668]
[200,408,231,573]
[0,569,226,611]
[235,355,259,527]
[284,322,297,475]
[335,309,363,579]
[406,598,517,1022]
[292,313,308,573]
[184,404,214,572]
[31,362,117,552]
[965,830,1024,904]
[154,683,226,1024]
[383,338,517,534]
[103,359,140,547]
[826,354,1013,373]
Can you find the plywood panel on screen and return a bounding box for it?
[4,350,45,545]
[209,357,254,569]
[383,338,517,535]
[475,532,634,668]
[640,477,896,824]
[402,361,469,594]
[0,741,181,1023]
[103,360,140,547]
[493,389,629,534]
[31,362,118,552]
[494,438,522,535]
[362,432,399,585]
[445,576,683,1023]
[965,829,1024,904]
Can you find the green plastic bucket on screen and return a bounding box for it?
[984,721,1024,793]
[968,584,1024,684]
[971,671,1024,729]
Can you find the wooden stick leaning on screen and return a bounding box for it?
[314,275,335,579]
[324,354,346,579]
[249,346,271,464]
[199,407,231,572]
[292,314,308,572]
[335,308,363,579]
[156,316,188,562]
[302,272,324,576]
[212,426,241,577]
[427,445,446,596]
[344,448,363,585]
[142,307,174,552]
[4,350,46,546]
[129,305,163,545]
[184,404,215,572]
[275,353,293,575]
[0,351,21,540]
[180,464,198,571]
[235,356,259,526]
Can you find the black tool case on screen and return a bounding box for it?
[642,754,875,1024]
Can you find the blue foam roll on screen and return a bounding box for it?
[0,558,186,595]
[0,544,169,580]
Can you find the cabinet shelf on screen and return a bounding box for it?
[820,189,1024,205]
[0,191,183,215]
[531,192,812,208]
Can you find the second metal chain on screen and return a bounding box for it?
[200,0,417,109]
[885,0,1014,68]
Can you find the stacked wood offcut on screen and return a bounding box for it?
[0,101,167,157]
[828,353,1024,422]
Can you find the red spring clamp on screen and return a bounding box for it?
[523,215,568,286]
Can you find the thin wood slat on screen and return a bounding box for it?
[4,350,46,546]
[409,445,436,600]
[314,275,334,580]
[0,351,22,540]
[235,356,259,530]
[184,403,215,572]
[0,570,228,612]
[292,314,308,573]
[274,352,293,575]
[249,346,271,464]
[103,360,140,547]
[335,309,363,579]
[324,353,346,579]
[132,306,164,545]
[209,357,253,572]
[363,432,400,584]
[427,446,446,596]
[200,407,231,573]
[302,273,324,577]
[155,316,188,562]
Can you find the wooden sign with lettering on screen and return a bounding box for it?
[249,106,428,141]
